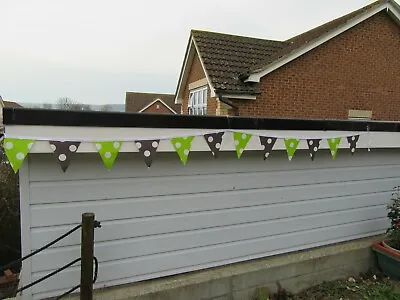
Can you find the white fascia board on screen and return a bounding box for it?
[174,38,196,104]
[246,2,390,83]
[192,39,216,97]
[139,99,177,114]
[5,125,400,154]
[223,94,257,100]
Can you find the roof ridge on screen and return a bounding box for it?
[247,0,392,75]
[191,29,284,44]
[126,91,174,96]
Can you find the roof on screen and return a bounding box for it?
[3,101,22,108]
[192,30,287,94]
[125,92,181,113]
[179,0,399,97]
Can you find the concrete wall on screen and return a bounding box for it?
[64,236,381,300]
[20,149,395,299]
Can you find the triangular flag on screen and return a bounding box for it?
[49,141,81,172]
[347,135,360,155]
[3,138,34,173]
[204,132,224,158]
[306,139,321,161]
[259,136,277,160]
[135,139,160,168]
[171,136,194,165]
[284,138,299,161]
[94,141,122,169]
[327,137,341,159]
[233,132,252,158]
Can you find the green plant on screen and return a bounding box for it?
[0,143,21,269]
[386,186,400,250]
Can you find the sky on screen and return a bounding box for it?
[0,0,391,105]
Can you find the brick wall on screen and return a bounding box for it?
[182,52,217,115]
[235,12,400,120]
[141,101,175,114]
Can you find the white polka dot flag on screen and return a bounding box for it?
[347,135,359,155]
[94,141,122,169]
[203,132,224,158]
[3,138,34,173]
[233,132,252,158]
[49,141,81,172]
[259,136,277,160]
[306,139,321,161]
[171,136,194,165]
[135,139,160,168]
[327,137,341,159]
[284,138,300,161]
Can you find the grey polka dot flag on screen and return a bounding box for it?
[49,141,81,172]
[203,132,224,158]
[135,140,160,168]
[306,139,321,161]
[347,135,360,155]
[259,136,277,160]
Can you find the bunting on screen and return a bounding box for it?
[1,131,367,172]
[307,139,321,161]
[347,135,360,154]
[135,139,159,168]
[204,132,224,158]
[171,136,194,165]
[3,138,34,172]
[49,141,81,172]
[259,136,277,160]
[233,132,252,158]
[284,138,300,161]
[94,141,122,169]
[328,137,341,159]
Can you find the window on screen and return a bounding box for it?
[188,86,207,115]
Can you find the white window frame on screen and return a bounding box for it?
[188,86,207,115]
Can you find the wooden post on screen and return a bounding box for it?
[80,213,95,300]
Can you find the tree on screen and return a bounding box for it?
[56,97,92,111]
[100,104,112,112]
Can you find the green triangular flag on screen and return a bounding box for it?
[284,138,300,161]
[233,132,252,158]
[328,137,341,159]
[3,138,34,173]
[94,141,122,169]
[171,136,194,165]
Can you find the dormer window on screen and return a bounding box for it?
[188,86,207,115]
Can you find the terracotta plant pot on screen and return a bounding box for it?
[372,241,400,280]
[382,240,400,255]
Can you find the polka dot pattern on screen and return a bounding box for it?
[347,135,359,155]
[259,136,277,160]
[49,141,81,172]
[327,137,341,159]
[171,136,194,165]
[135,139,160,168]
[94,141,122,169]
[306,139,321,161]
[203,132,224,158]
[3,138,34,173]
[284,138,300,161]
[233,132,252,159]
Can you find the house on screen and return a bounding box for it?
[174,0,400,120]
[125,92,181,114]
[0,97,22,134]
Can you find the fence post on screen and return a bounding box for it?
[80,213,95,300]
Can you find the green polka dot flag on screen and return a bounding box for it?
[284,138,300,161]
[171,136,194,165]
[328,137,341,159]
[94,141,122,169]
[3,138,35,173]
[233,132,252,158]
